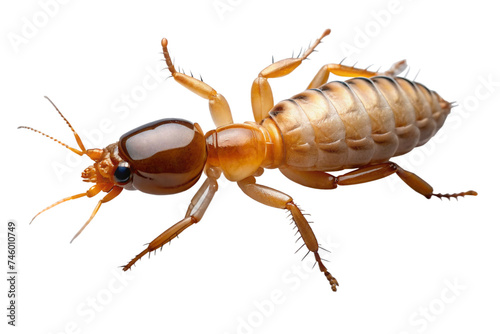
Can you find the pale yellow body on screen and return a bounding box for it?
[267,76,450,172]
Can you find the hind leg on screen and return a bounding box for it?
[307,60,407,89]
[280,164,477,199]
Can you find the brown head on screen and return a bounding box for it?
[20,97,207,241]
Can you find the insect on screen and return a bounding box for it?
[21,29,476,292]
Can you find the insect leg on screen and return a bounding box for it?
[237,175,339,292]
[307,60,407,89]
[161,38,233,127]
[122,177,218,271]
[251,29,331,123]
[281,164,477,199]
[280,168,338,189]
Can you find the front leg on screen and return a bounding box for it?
[122,176,218,271]
[161,38,233,127]
[237,175,338,292]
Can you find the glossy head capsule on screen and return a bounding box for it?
[118,118,207,195]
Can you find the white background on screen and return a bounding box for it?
[1,0,499,333]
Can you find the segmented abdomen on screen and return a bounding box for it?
[267,76,451,171]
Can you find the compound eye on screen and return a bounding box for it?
[114,162,131,184]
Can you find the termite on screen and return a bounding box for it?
[20,29,476,292]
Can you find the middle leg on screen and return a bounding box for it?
[238,175,339,291]
[251,29,331,123]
